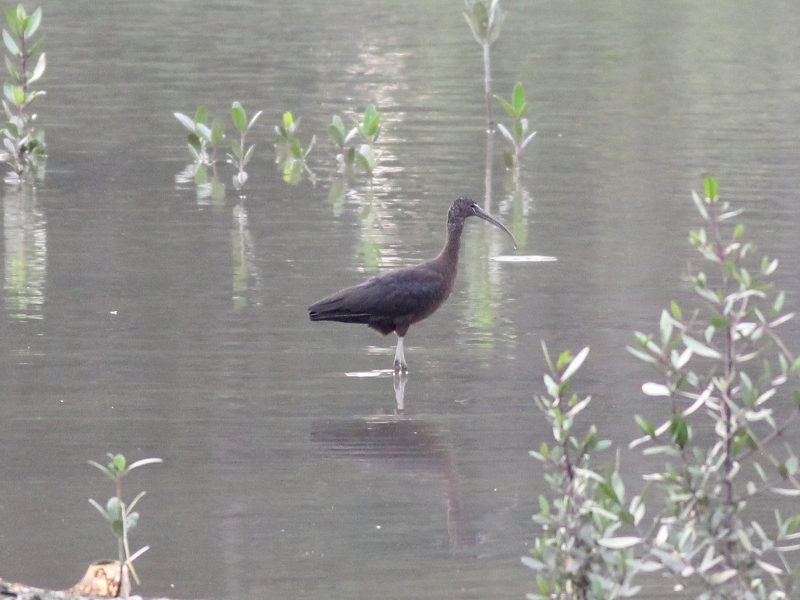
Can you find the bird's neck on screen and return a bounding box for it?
[432,220,464,277]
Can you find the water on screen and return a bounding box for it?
[1,1,800,598]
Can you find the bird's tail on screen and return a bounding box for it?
[308,298,371,324]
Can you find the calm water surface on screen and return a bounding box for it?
[1,1,800,599]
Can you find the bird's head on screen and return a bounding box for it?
[449,197,517,248]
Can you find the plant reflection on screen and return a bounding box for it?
[499,173,533,250]
[311,375,476,548]
[175,162,225,206]
[3,184,46,320]
[231,203,263,309]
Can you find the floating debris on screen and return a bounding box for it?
[490,255,557,262]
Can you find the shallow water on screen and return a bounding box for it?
[1,1,800,598]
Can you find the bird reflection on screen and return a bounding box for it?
[311,380,476,548]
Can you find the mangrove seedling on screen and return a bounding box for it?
[228,101,261,191]
[88,453,162,598]
[174,105,225,169]
[463,0,505,126]
[328,114,358,174]
[0,4,46,183]
[496,82,536,177]
[274,111,315,185]
[327,106,383,177]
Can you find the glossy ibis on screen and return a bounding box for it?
[308,197,516,372]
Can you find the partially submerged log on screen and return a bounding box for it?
[1,561,142,600]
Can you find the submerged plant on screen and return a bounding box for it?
[0,4,46,183]
[274,111,315,184]
[88,453,162,598]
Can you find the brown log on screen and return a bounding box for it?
[0,562,181,600]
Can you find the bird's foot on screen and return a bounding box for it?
[393,359,408,374]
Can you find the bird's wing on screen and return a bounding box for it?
[346,267,445,318]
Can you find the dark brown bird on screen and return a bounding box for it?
[308,197,517,372]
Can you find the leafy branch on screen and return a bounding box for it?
[0,4,46,183]
[88,453,162,597]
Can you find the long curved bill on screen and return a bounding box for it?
[472,204,518,249]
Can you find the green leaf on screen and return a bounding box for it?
[231,101,246,132]
[210,117,224,146]
[635,415,655,436]
[126,511,140,530]
[773,291,785,314]
[106,496,122,519]
[109,453,127,473]
[520,131,537,150]
[363,105,381,138]
[283,111,294,129]
[21,88,44,107]
[174,112,196,133]
[496,122,514,144]
[247,110,262,131]
[3,29,20,56]
[88,498,112,521]
[659,309,673,344]
[704,175,718,201]
[670,414,689,449]
[512,82,526,113]
[497,95,515,118]
[26,38,43,58]
[3,82,16,104]
[111,519,124,537]
[543,373,560,398]
[487,3,506,44]
[11,85,25,106]
[194,105,207,125]
[683,335,721,359]
[87,459,115,480]
[598,536,642,549]
[5,9,21,37]
[561,346,589,382]
[241,143,255,167]
[691,190,709,220]
[599,481,619,503]
[5,55,19,81]
[521,555,545,571]
[195,122,212,144]
[642,382,671,397]
[627,344,656,364]
[23,7,42,38]
[289,138,303,159]
[328,123,344,147]
[128,457,162,471]
[555,350,572,372]
[231,138,243,159]
[27,52,45,84]
[187,132,202,153]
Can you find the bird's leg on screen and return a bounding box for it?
[393,370,408,413]
[393,336,408,373]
